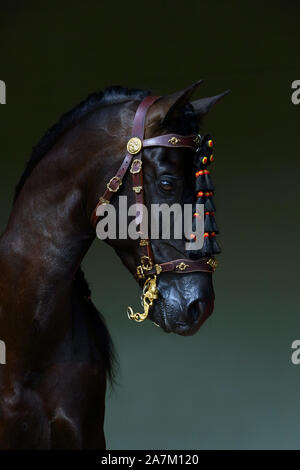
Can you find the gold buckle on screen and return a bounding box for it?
[130,159,142,174]
[107,176,122,192]
[127,137,142,155]
[139,239,149,247]
[207,257,218,271]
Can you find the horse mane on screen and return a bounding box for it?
[13,85,150,385]
[14,86,150,200]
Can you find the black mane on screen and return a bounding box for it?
[14,86,149,200]
[13,85,150,385]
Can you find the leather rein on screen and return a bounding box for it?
[90,95,217,323]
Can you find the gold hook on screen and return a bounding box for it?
[127,276,158,323]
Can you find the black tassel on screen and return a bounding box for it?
[204,193,216,212]
[204,212,219,233]
[191,133,220,259]
[195,171,207,191]
[211,233,221,254]
[196,192,206,206]
[211,214,219,234]
[204,170,215,191]
[204,212,214,232]
[201,233,212,255]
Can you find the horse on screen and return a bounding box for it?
[0,81,228,449]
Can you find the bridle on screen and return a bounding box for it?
[90,95,217,323]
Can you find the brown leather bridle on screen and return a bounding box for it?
[90,95,217,321]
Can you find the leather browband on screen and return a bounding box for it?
[91,95,217,281]
[143,134,198,150]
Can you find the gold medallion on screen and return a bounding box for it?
[127,137,142,155]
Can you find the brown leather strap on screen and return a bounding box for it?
[130,96,160,262]
[91,96,161,229]
[135,257,215,281]
[132,95,161,138]
[157,257,214,274]
[91,153,133,228]
[143,134,198,150]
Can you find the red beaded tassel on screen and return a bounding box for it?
[201,232,212,255]
[204,169,214,191]
[210,232,221,254]
[204,211,219,234]
[196,190,206,206]
[195,170,206,191]
[204,192,216,212]
[195,169,215,191]
[189,134,220,257]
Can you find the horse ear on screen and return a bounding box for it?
[191,90,231,118]
[146,80,203,129]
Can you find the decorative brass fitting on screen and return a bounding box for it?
[168,136,181,145]
[127,137,142,155]
[207,257,218,271]
[176,262,189,271]
[127,275,158,323]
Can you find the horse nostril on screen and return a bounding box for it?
[187,300,201,323]
[187,301,210,324]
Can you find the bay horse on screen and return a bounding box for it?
[0,81,228,449]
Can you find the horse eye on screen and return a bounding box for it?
[159,179,174,191]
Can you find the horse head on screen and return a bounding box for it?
[89,82,230,336]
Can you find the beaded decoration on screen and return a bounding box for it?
[189,134,221,257]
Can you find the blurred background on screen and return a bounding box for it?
[0,0,300,450]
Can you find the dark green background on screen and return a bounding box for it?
[1,0,300,449]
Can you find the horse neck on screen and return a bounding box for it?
[0,101,132,299]
[1,124,106,294]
